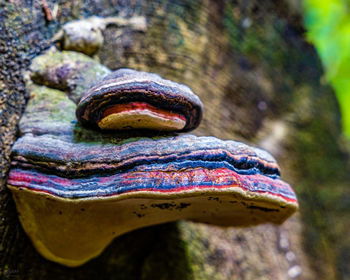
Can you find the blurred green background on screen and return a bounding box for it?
[303,2,350,278]
[304,0,350,137]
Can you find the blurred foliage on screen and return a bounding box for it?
[304,0,350,137]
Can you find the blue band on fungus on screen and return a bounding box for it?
[11,134,281,178]
[9,163,296,200]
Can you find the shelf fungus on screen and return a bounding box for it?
[8,49,298,267]
[76,68,204,131]
[8,133,298,266]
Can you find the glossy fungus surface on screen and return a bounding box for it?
[8,132,298,266]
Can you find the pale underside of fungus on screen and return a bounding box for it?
[76,69,203,132]
[7,26,298,267]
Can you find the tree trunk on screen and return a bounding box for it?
[0,1,348,279]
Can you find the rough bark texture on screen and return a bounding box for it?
[0,0,348,279]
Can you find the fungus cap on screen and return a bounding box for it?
[8,133,298,267]
[75,68,204,132]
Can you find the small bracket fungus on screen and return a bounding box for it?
[76,69,204,132]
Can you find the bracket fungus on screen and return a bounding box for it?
[7,26,298,267]
[76,69,204,131]
[8,132,297,267]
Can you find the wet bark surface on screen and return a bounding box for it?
[0,1,348,279]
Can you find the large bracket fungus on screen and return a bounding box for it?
[7,17,298,267]
[8,134,297,267]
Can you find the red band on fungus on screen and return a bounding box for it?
[102,101,186,122]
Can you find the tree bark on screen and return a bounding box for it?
[0,1,348,279]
